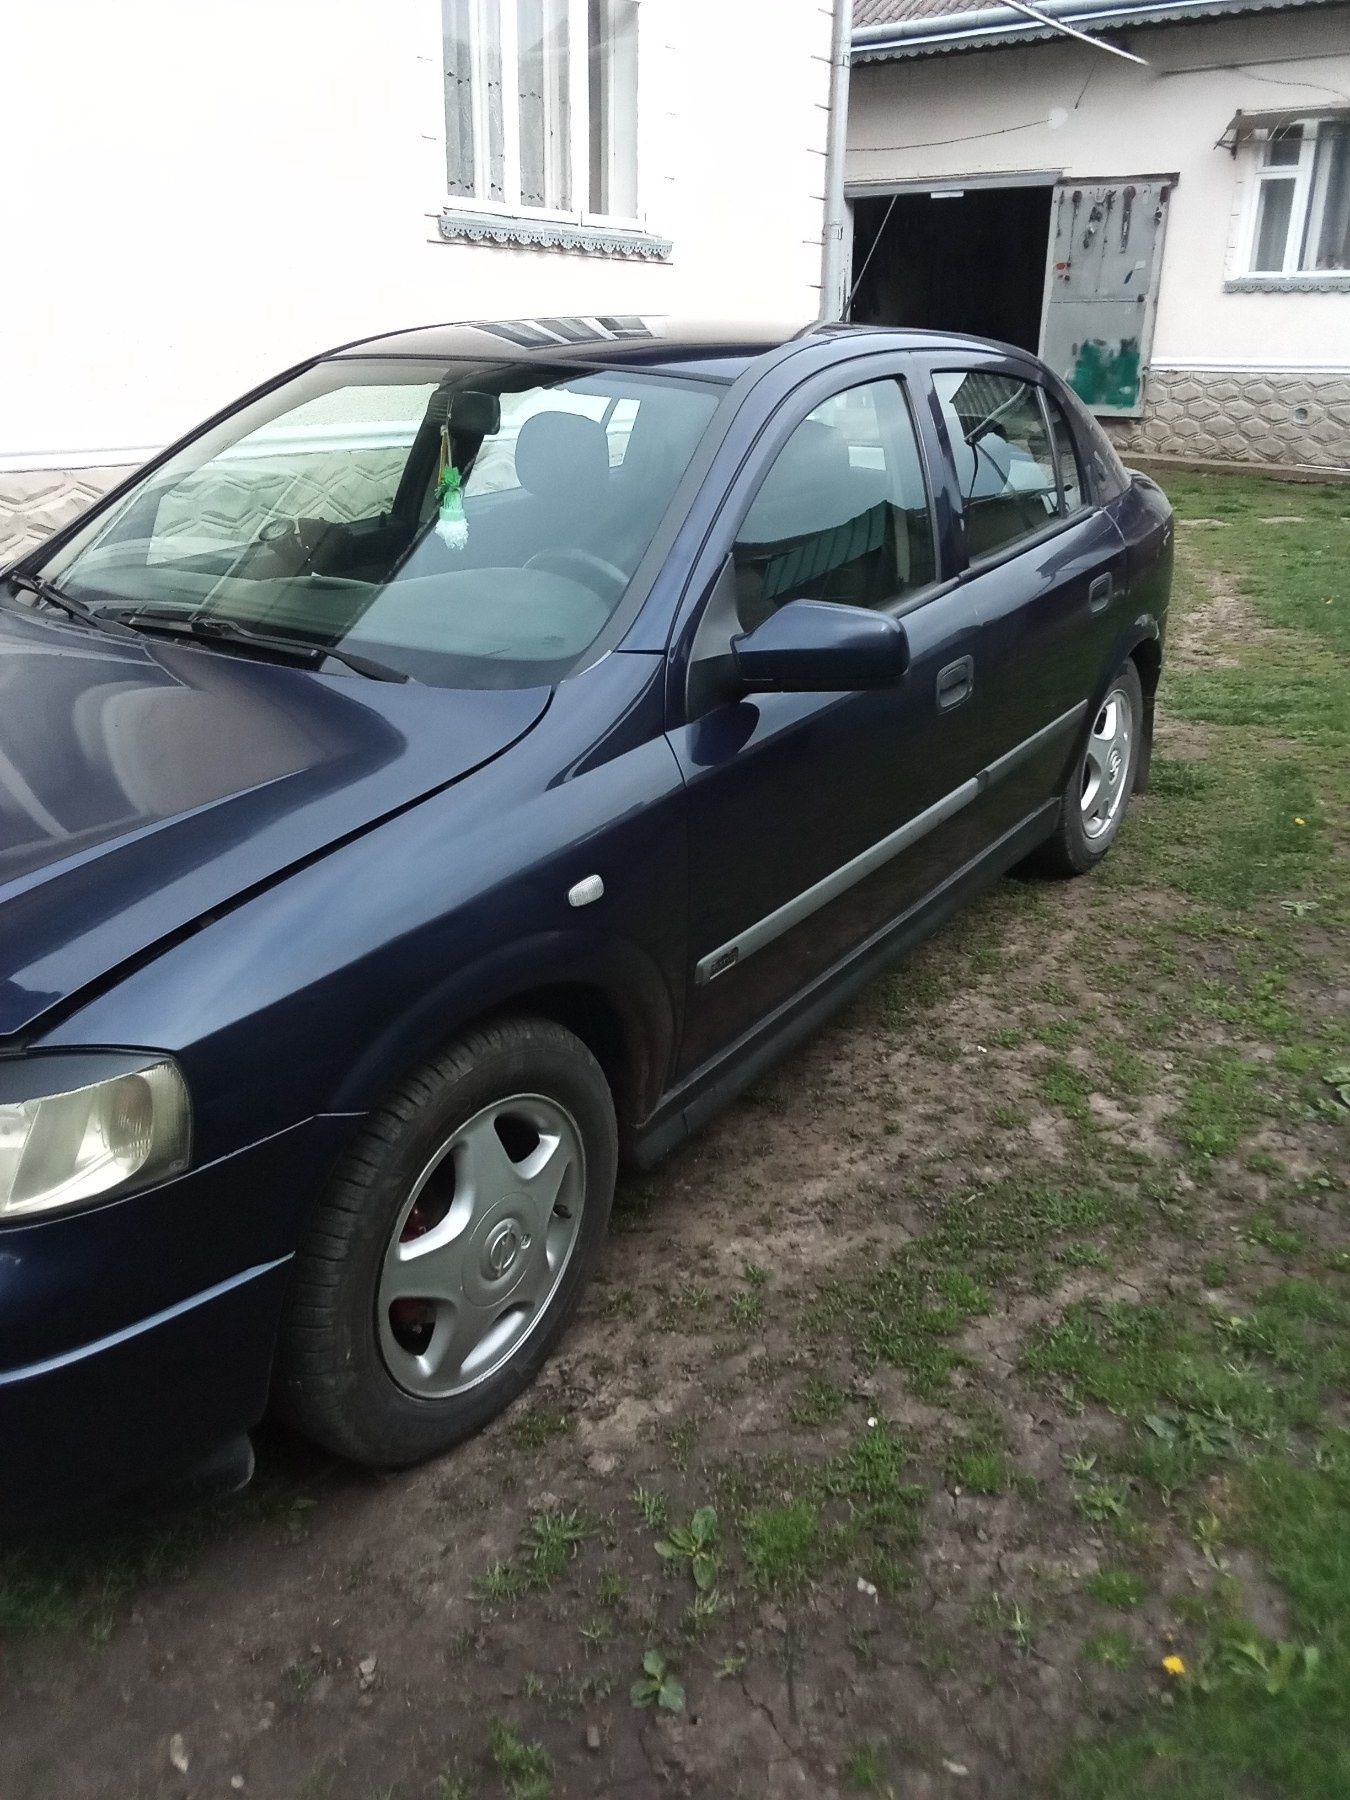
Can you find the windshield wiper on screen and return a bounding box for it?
[113,609,410,683]
[7,572,140,639]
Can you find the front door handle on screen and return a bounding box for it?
[937,655,974,711]
[1088,573,1113,614]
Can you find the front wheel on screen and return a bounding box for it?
[1032,658,1144,878]
[275,1017,616,1466]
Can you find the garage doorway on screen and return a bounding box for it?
[849,185,1053,353]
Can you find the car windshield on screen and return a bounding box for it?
[35,357,722,688]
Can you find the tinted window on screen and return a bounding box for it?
[1045,393,1083,512]
[731,379,934,631]
[39,359,719,689]
[934,371,1061,560]
[1057,383,1131,501]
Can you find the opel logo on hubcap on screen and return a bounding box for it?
[1108,748,1123,782]
[485,1221,523,1279]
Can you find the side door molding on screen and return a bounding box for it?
[693,698,1085,985]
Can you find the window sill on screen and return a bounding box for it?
[1224,273,1350,293]
[435,210,672,260]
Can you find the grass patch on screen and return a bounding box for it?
[1063,1435,1350,1799]
[489,1719,554,1800]
[741,1499,824,1594]
[1085,1567,1146,1610]
[843,1741,889,1791]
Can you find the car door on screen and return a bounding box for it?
[923,356,1129,834]
[666,366,990,1082]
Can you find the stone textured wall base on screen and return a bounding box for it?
[1106,370,1350,472]
[0,466,134,563]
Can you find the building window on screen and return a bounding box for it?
[442,0,640,221]
[1244,118,1350,276]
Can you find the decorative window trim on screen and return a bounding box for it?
[434,208,671,258]
[436,0,657,247]
[1224,272,1350,293]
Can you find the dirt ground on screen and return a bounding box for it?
[1,479,1346,1800]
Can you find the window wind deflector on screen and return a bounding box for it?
[112,610,412,683]
[7,572,140,639]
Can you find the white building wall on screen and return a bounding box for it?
[0,0,834,552]
[847,10,1350,468]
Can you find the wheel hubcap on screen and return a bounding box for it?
[377,1094,585,1399]
[1080,686,1135,841]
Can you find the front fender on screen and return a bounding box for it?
[324,925,676,1125]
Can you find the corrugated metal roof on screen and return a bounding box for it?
[853,0,988,23]
[852,0,1343,57]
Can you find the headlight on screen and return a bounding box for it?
[0,1055,191,1220]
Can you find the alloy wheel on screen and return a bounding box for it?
[1080,685,1135,841]
[376,1094,585,1399]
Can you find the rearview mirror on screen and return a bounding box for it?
[732,599,910,693]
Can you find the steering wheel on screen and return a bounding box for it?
[524,548,628,603]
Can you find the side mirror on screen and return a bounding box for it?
[731,599,910,693]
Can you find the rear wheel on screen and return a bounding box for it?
[276,1017,616,1466]
[1033,658,1143,877]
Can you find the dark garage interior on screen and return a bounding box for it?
[849,185,1053,353]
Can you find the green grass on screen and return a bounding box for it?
[1064,1437,1350,1799]
[1085,1567,1146,1610]
[740,1499,824,1593]
[843,1741,889,1791]
[488,1719,554,1800]
[1038,473,1348,1796]
[806,1179,1124,1399]
[474,1508,591,1601]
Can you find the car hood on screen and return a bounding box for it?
[0,604,550,1041]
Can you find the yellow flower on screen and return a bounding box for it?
[1162,1655,1187,1677]
[1294,817,1307,827]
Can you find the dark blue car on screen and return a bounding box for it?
[0,318,1172,1520]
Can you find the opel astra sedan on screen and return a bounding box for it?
[0,318,1172,1520]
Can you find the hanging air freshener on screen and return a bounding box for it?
[435,424,468,550]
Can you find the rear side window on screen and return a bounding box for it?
[1058,383,1131,502]
[731,378,935,631]
[933,371,1063,561]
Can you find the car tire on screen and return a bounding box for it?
[274,1016,616,1467]
[1031,658,1144,878]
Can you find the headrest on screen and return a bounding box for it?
[514,410,611,498]
[425,387,503,436]
[741,419,865,543]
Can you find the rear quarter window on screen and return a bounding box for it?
[1057,385,1131,502]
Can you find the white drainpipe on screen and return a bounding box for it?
[819,0,854,321]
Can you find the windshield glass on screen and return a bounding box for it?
[38,357,722,687]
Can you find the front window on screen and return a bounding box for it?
[33,358,720,689]
[1245,118,1350,276]
[731,379,935,631]
[443,0,640,219]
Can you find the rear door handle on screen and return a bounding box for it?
[1088,573,1113,613]
[936,655,974,711]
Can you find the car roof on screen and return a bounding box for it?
[329,316,1014,383]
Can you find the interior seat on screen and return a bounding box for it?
[512,411,614,563]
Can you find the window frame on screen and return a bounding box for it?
[1040,388,1086,519]
[439,0,644,232]
[1236,115,1350,280]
